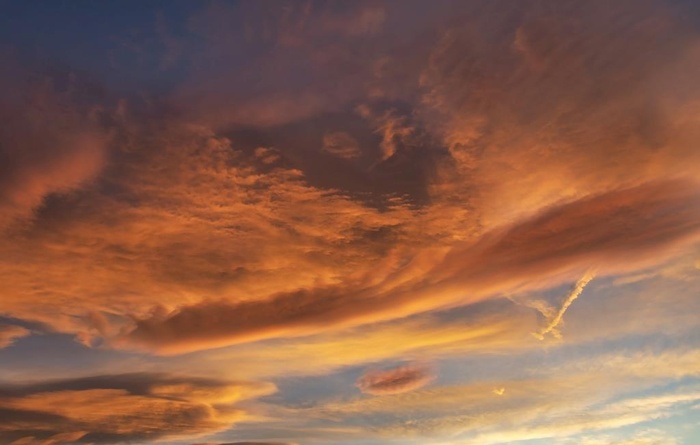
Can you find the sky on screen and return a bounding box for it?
[0,1,699,444]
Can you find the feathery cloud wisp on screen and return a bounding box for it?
[535,270,597,340]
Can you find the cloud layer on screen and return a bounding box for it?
[1,1,699,444]
[0,373,275,444]
[0,61,108,230]
[118,179,700,353]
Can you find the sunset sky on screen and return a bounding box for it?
[1,1,700,444]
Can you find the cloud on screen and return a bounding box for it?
[0,120,416,343]
[321,131,362,160]
[535,269,596,339]
[357,107,418,161]
[307,348,700,444]
[0,60,108,229]
[178,300,536,380]
[118,179,700,353]
[563,429,680,445]
[0,325,30,349]
[0,0,698,363]
[356,362,435,395]
[193,443,295,445]
[0,373,275,444]
[1,2,699,444]
[174,1,391,129]
[418,0,700,225]
[9,431,88,445]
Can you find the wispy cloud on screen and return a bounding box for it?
[535,269,596,339]
[0,325,30,349]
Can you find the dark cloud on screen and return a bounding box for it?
[0,59,109,230]
[0,373,275,444]
[356,363,435,395]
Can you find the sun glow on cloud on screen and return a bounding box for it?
[1,1,699,444]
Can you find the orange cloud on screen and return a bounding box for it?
[192,443,295,445]
[535,269,596,340]
[322,131,362,160]
[179,303,534,380]
[356,363,435,395]
[1,3,699,444]
[0,61,108,230]
[308,348,700,444]
[10,431,88,445]
[0,1,698,362]
[118,179,700,353]
[418,0,700,226]
[0,373,275,444]
[0,324,30,349]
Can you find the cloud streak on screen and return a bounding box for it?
[119,179,700,353]
[535,269,596,339]
[356,363,435,395]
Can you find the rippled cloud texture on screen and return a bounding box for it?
[1,1,699,444]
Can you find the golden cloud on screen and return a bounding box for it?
[0,373,275,444]
[0,325,30,349]
[0,0,697,363]
[117,179,700,353]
